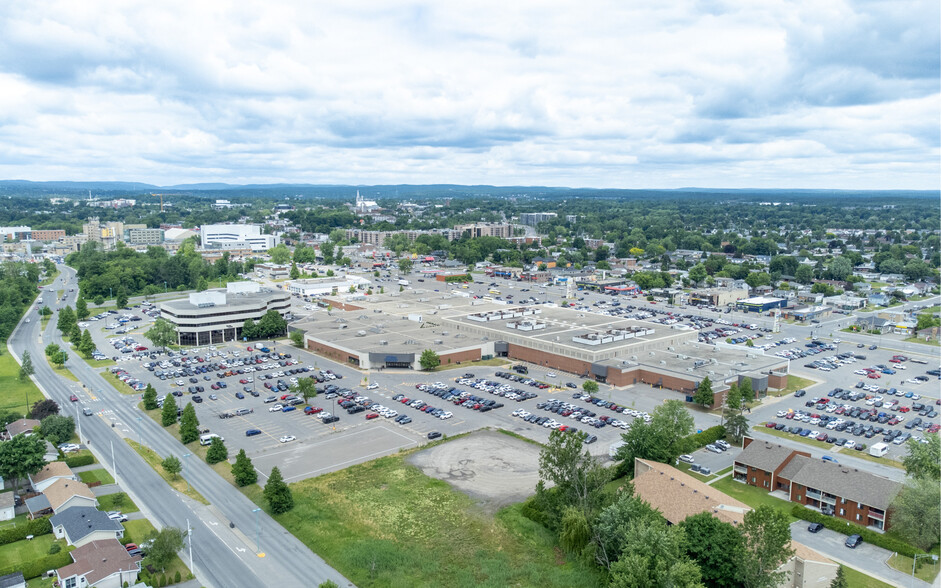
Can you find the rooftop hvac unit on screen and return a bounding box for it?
[667,346,674,351]
[434,339,443,344]
[379,340,388,345]
[630,355,637,360]
[660,360,666,365]
[649,351,655,356]
[356,330,367,337]
[441,331,449,335]
[555,336,561,342]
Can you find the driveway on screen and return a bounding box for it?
[790,521,933,587]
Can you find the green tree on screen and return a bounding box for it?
[582,380,599,395]
[591,488,659,569]
[680,512,744,588]
[206,437,228,464]
[289,330,305,347]
[75,296,89,320]
[18,350,34,381]
[739,378,754,403]
[44,343,60,357]
[693,376,714,407]
[256,310,287,338]
[263,466,294,514]
[115,288,128,309]
[318,582,340,588]
[739,505,794,588]
[538,429,608,519]
[268,244,291,265]
[0,434,47,495]
[608,518,703,588]
[725,414,750,444]
[888,476,941,550]
[829,566,849,588]
[31,399,60,420]
[828,256,853,281]
[145,526,187,573]
[79,329,95,358]
[419,349,440,371]
[688,263,707,286]
[93,294,104,306]
[161,394,178,427]
[902,433,940,481]
[242,318,258,339]
[289,262,300,280]
[616,400,695,474]
[146,319,178,352]
[795,264,814,284]
[56,305,75,333]
[231,449,258,487]
[161,455,182,479]
[142,384,158,410]
[290,377,317,403]
[179,403,199,444]
[398,258,413,274]
[40,414,75,445]
[52,350,68,367]
[559,505,591,554]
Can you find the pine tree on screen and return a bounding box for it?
[142,384,158,410]
[693,376,714,407]
[179,403,199,444]
[263,466,294,514]
[18,350,34,381]
[231,449,258,486]
[75,297,89,320]
[161,394,178,427]
[206,437,228,464]
[116,288,128,309]
[79,329,95,357]
[829,566,848,588]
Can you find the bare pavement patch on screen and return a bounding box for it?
[407,430,542,512]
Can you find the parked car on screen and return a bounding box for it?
[808,522,824,533]
[427,431,442,440]
[677,454,694,463]
[279,435,296,443]
[845,534,863,548]
[245,429,262,437]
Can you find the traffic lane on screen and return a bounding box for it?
[788,521,923,587]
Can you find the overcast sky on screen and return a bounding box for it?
[1,1,938,189]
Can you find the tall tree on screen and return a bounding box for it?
[693,376,714,407]
[56,305,75,333]
[18,350,34,381]
[31,399,59,420]
[142,384,158,410]
[538,429,608,519]
[591,489,660,570]
[888,477,941,551]
[289,330,305,347]
[231,449,258,487]
[162,455,182,479]
[616,399,694,473]
[290,377,317,403]
[829,566,848,588]
[289,262,300,279]
[582,380,599,395]
[0,434,47,495]
[901,433,940,481]
[608,519,703,588]
[146,318,178,352]
[74,296,89,320]
[419,349,440,371]
[115,287,128,309]
[79,329,95,358]
[739,505,794,588]
[161,394,178,427]
[145,527,187,573]
[398,258,413,274]
[680,512,744,588]
[263,466,294,514]
[179,403,199,444]
[52,350,68,367]
[739,378,754,403]
[40,415,75,445]
[206,437,228,464]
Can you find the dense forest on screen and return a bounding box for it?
[0,262,41,341]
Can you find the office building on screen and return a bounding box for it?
[200,223,278,252]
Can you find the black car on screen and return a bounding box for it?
[427,431,442,440]
[808,523,824,533]
[192,395,203,403]
[845,534,863,548]
[794,389,806,397]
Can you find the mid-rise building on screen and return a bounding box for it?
[519,212,557,226]
[0,226,32,241]
[200,223,278,252]
[30,229,66,242]
[124,228,164,245]
[453,223,513,239]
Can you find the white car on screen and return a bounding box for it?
[678,454,694,463]
[366,383,379,390]
[269,404,284,412]
[279,435,296,443]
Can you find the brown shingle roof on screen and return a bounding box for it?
[5,418,40,437]
[784,456,901,511]
[734,440,795,473]
[633,459,751,526]
[42,478,96,511]
[30,462,74,484]
[57,539,141,586]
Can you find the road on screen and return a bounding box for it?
[10,267,353,588]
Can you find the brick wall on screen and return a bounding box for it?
[768,372,789,390]
[306,339,359,366]
[320,298,364,312]
[506,344,592,376]
[439,348,482,365]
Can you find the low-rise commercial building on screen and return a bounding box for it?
[736,296,788,313]
[201,223,278,252]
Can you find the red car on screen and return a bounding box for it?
[304,406,322,415]
[247,346,253,351]
[124,543,138,551]
[239,379,248,384]
[867,373,881,379]
[765,422,777,428]
[365,413,379,420]
[70,394,79,402]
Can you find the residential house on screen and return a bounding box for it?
[0,572,26,588]
[2,418,40,439]
[822,294,866,310]
[733,439,900,530]
[0,491,14,521]
[853,282,872,294]
[42,478,97,514]
[29,462,77,493]
[867,293,890,307]
[50,506,124,547]
[855,316,892,334]
[56,539,141,588]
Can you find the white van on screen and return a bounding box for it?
[869,442,888,458]
[199,433,224,446]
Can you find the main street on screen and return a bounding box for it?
[10,266,352,588]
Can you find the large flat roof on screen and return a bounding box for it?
[159,288,287,313]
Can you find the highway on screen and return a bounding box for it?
[9,266,353,588]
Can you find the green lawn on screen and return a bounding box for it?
[841,565,895,588]
[0,343,46,414]
[888,553,940,584]
[711,477,797,522]
[904,337,940,347]
[97,491,140,514]
[243,453,605,588]
[26,576,57,588]
[430,357,510,371]
[124,439,208,505]
[44,353,79,382]
[768,374,818,397]
[123,519,193,585]
[0,534,70,569]
[77,468,115,486]
[0,511,30,530]
[81,355,117,368]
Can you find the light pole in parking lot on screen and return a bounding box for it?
[252,507,263,555]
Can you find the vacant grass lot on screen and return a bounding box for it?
[888,552,940,584]
[244,454,604,588]
[0,343,45,414]
[97,491,140,514]
[78,468,115,486]
[711,476,797,523]
[841,565,894,588]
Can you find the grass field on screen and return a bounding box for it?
[97,491,140,514]
[44,353,79,382]
[81,355,117,368]
[754,424,836,451]
[77,468,115,486]
[124,439,208,505]
[767,374,818,397]
[243,454,605,588]
[904,337,940,347]
[841,565,894,588]
[0,343,45,415]
[711,476,797,523]
[430,357,509,371]
[0,534,70,571]
[0,512,29,530]
[888,553,940,584]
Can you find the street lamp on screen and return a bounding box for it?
[252,507,263,556]
[181,453,191,491]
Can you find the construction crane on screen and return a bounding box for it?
[150,193,167,212]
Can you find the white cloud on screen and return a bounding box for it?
[0,0,936,188]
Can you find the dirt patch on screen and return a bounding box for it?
[407,429,542,513]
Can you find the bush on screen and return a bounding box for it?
[174,570,181,584]
[0,549,73,579]
[160,573,167,587]
[48,541,61,554]
[0,516,52,546]
[65,454,95,468]
[791,505,922,557]
[682,425,727,451]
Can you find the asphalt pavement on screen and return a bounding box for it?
[10,266,353,588]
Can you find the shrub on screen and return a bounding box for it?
[0,516,52,546]
[682,425,727,451]
[65,454,95,468]
[160,573,167,587]
[791,505,922,557]
[174,570,181,584]
[48,541,61,554]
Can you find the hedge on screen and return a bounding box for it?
[0,549,73,579]
[791,505,922,558]
[65,454,95,468]
[683,425,727,450]
[0,516,52,546]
